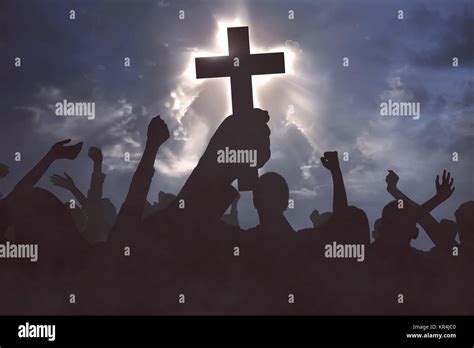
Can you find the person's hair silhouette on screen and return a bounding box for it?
[253,172,289,223]
[379,200,419,246]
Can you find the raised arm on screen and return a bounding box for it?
[386,170,455,247]
[87,147,105,205]
[13,139,82,195]
[424,170,455,212]
[321,151,348,213]
[112,115,169,239]
[50,172,88,208]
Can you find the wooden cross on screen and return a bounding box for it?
[195,26,285,191]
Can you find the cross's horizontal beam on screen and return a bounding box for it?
[248,53,285,75]
[195,56,232,79]
[195,53,285,79]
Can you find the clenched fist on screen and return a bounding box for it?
[88,146,103,163]
[321,151,340,172]
[385,170,399,189]
[147,115,170,147]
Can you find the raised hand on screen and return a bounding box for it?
[0,163,9,178]
[320,151,347,212]
[202,108,271,184]
[435,170,455,202]
[385,170,399,190]
[48,139,83,160]
[50,172,76,192]
[147,115,170,147]
[320,151,340,172]
[88,146,103,163]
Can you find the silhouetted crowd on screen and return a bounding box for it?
[0,109,472,315]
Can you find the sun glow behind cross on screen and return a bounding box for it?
[189,18,298,114]
[159,18,303,178]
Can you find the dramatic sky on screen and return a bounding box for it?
[0,0,472,250]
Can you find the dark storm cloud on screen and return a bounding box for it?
[404,3,474,68]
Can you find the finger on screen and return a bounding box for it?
[252,108,270,124]
[451,187,455,194]
[446,171,451,183]
[449,177,454,187]
[253,121,270,138]
[442,169,447,181]
[64,172,71,179]
[436,175,440,188]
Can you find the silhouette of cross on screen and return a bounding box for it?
[196,26,285,116]
[195,26,285,190]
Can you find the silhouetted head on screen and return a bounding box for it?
[455,201,474,248]
[253,172,289,219]
[379,200,419,245]
[336,206,370,244]
[0,163,9,178]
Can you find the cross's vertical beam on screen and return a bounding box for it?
[228,27,253,117]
